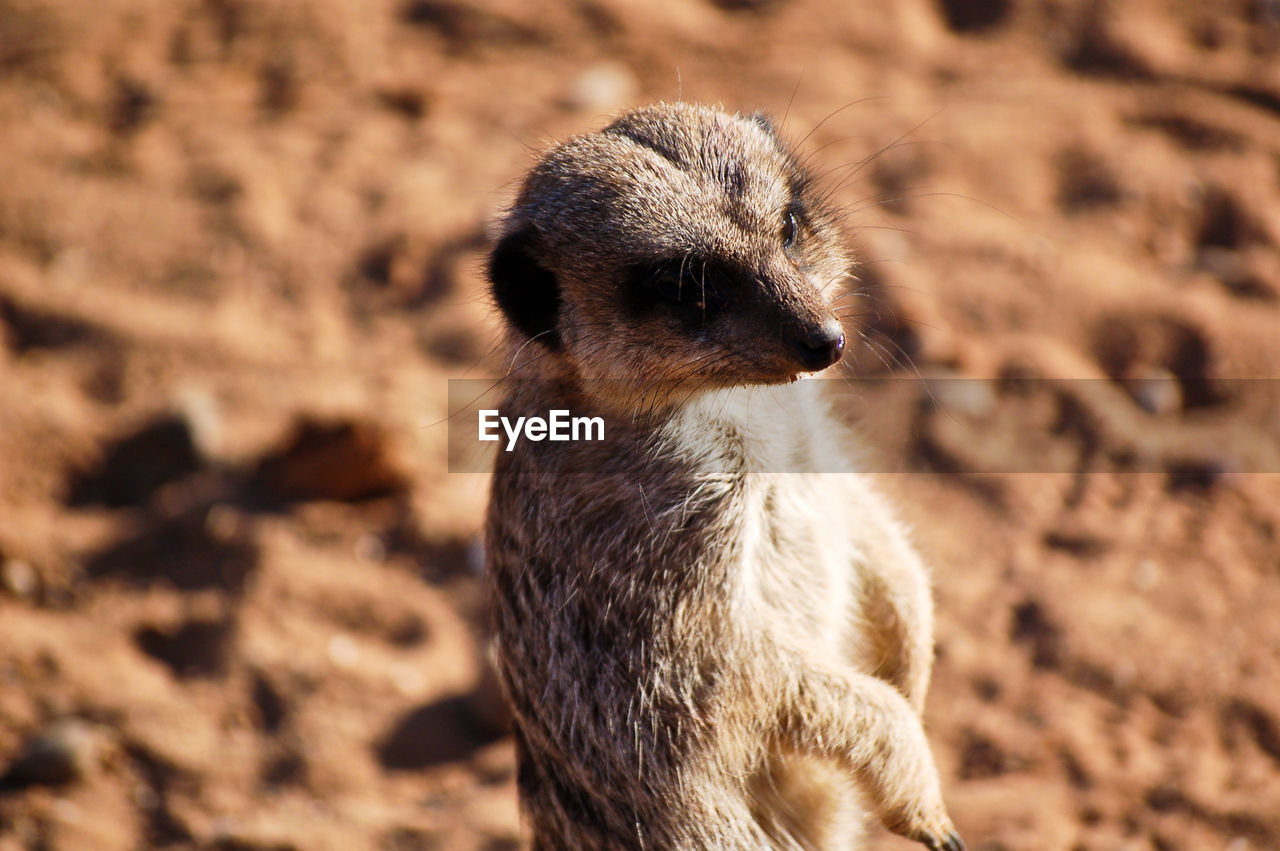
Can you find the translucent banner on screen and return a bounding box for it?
[445,377,1280,476]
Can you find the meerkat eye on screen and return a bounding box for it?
[782,208,799,250]
[652,270,686,303]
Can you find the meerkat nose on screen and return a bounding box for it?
[794,318,846,370]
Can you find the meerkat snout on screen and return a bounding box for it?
[794,316,846,371]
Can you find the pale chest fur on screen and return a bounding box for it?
[730,473,862,662]
[667,384,867,665]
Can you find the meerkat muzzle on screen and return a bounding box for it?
[793,317,846,371]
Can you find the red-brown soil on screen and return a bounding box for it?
[2,1,1279,849]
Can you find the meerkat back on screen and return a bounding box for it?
[483,103,962,851]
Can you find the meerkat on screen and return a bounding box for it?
[483,102,963,851]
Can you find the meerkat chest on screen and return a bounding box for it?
[733,474,858,655]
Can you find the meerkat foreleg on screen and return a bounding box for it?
[753,648,963,851]
[859,556,936,714]
[844,495,938,713]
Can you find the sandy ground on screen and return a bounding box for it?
[2,0,1280,848]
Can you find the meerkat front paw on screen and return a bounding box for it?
[873,769,962,851]
[887,804,963,851]
[917,826,966,851]
[883,810,963,851]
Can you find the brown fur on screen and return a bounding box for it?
[484,103,962,850]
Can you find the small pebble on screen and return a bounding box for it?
[391,663,425,696]
[53,798,81,824]
[1132,559,1159,592]
[1125,365,1181,415]
[354,533,386,564]
[564,62,637,112]
[2,559,39,599]
[3,719,97,787]
[177,384,223,459]
[204,503,242,542]
[924,376,996,418]
[327,634,360,669]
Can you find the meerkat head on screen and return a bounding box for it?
[489,102,851,401]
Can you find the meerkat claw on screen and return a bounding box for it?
[924,830,966,851]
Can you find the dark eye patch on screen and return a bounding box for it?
[623,257,738,323]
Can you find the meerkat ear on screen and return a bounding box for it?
[488,226,562,351]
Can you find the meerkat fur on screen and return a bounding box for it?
[484,102,963,851]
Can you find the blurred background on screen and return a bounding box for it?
[1,0,1279,848]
